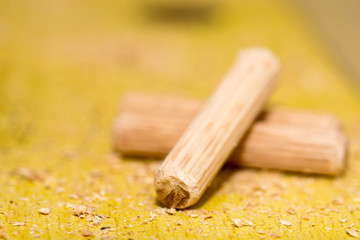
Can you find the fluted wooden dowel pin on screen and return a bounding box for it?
[154,48,280,208]
[112,93,347,176]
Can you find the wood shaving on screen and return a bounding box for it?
[189,214,198,218]
[279,219,292,226]
[232,218,253,227]
[38,208,50,215]
[346,228,359,238]
[340,219,347,223]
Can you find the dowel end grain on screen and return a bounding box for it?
[154,171,192,209]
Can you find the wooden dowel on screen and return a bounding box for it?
[113,93,346,176]
[152,48,280,208]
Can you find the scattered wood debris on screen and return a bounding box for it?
[81,230,94,237]
[232,218,253,227]
[346,228,359,238]
[279,219,292,226]
[38,208,50,215]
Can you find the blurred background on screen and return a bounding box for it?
[1,0,360,165]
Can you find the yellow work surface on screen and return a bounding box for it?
[1,0,360,239]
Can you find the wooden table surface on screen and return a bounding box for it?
[1,0,360,239]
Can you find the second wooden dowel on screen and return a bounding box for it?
[113,93,347,176]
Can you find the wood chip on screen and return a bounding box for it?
[255,229,266,235]
[305,209,315,214]
[332,197,344,205]
[286,208,297,215]
[340,219,347,223]
[81,230,94,237]
[72,205,90,217]
[301,215,310,220]
[346,228,359,238]
[38,208,50,215]
[270,233,281,238]
[149,211,156,221]
[279,219,292,226]
[12,222,25,227]
[232,218,253,227]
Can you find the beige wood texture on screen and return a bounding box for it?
[152,48,280,208]
[113,93,346,176]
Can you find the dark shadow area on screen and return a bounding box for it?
[189,164,236,209]
[114,150,162,165]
